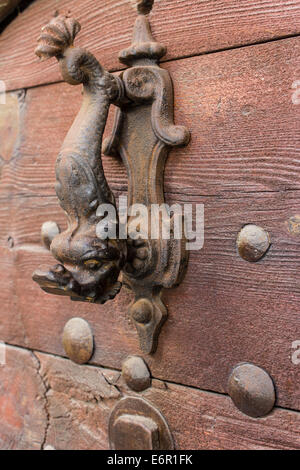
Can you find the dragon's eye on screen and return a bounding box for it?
[84,259,101,269]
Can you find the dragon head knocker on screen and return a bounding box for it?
[32,9,190,354]
[34,231,127,304]
[32,14,127,303]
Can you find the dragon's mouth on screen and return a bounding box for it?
[32,263,122,304]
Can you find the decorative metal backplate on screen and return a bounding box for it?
[32,9,190,354]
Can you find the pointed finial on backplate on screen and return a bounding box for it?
[131,0,154,15]
[119,4,166,65]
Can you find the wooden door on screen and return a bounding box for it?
[0,0,299,450]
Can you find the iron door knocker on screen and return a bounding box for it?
[32,6,190,353]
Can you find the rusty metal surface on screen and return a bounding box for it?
[109,397,174,450]
[105,14,190,353]
[62,317,94,364]
[227,363,276,418]
[122,356,151,392]
[32,12,190,354]
[131,0,154,15]
[32,14,127,305]
[236,224,271,262]
[286,215,300,236]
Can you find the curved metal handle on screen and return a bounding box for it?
[32,11,190,353]
[32,15,127,304]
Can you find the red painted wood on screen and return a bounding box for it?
[0,37,299,411]
[0,188,299,410]
[1,345,299,450]
[1,38,300,200]
[1,0,300,91]
[0,345,46,449]
[0,1,299,449]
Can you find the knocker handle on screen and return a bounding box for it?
[33,14,127,304]
[32,9,190,353]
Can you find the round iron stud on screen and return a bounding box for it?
[122,356,151,391]
[62,317,94,364]
[237,224,270,262]
[286,215,300,236]
[228,363,275,418]
[130,298,153,324]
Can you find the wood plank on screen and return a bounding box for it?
[1,0,300,91]
[0,37,299,410]
[0,344,47,449]
[1,346,299,450]
[0,189,299,410]
[1,37,300,200]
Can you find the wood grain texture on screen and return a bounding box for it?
[1,0,300,91]
[1,346,299,450]
[0,36,299,410]
[1,37,300,200]
[0,0,299,450]
[0,345,47,449]
[0,189,299,410]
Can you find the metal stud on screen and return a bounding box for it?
[109,397,174,450]
[228,363,275,418]
[122,356,151,391]
[237,224,270,262]
[286,215,300,236]
[130,298,153,325]
[62,317,94,364]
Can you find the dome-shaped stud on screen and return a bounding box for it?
[237,224,270,262]
[122,356,151,391]
[228,363,275,418]
[286,215,300,236]
[62,317,94,364]
[130,298,153,325]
